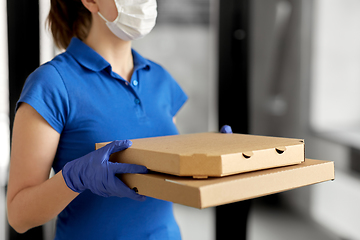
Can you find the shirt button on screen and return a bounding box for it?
[133,80,138,86]
[134,98,140,105]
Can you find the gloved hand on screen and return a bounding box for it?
[62,140,148,201]
[220,125,233,134]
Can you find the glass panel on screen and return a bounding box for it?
[311,0,360,148]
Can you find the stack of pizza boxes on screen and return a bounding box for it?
[96,132,334,209]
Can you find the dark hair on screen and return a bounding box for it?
[47,0,92,49]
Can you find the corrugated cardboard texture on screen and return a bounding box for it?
[121,159,335,209]
[96,132,305,177]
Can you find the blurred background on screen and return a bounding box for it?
[2,0,360,239]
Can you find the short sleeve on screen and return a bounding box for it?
[170,79,188,117]
[17,63,69,134]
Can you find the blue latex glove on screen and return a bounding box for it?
[220,125,233,134]
[62,140,148,201]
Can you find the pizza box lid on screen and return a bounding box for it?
[96,132,305,178]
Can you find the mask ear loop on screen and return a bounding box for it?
[98,11,110,23]
[98,1,121,24]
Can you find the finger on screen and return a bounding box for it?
[132,194,147,202]
[110,162,148,174]
[114,177,147,201]
[108,140,132,155]
[220,125,233,134]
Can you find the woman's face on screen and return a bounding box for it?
[97,0,118,21]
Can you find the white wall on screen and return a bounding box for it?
[39,0,55,65]
[0,0,9,187]
[0,1,9,240]
[311,0,360,131]
[132,24,218,135]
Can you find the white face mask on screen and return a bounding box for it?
[98,0,157,41]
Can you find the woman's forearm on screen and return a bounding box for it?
[7,170,79,233]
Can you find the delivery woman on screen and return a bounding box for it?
[6,0,189,239]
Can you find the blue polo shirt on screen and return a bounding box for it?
[18,38,187,240]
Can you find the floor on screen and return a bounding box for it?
[174,196,342,240]
[248,200,341,240]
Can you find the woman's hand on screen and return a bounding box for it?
[62,140,148,201]
[220,125,233,134]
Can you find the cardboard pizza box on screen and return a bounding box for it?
[120,159,334,209]
[96,132,305,178]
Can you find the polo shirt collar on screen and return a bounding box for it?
[66,38,151,72]
[132,49,151,71]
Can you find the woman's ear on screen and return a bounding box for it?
[81,0,99,13]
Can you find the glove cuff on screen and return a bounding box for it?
[62,161,84,193]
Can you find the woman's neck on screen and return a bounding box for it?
[83,19,134,82]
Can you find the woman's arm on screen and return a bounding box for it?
[7,103,79,233]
